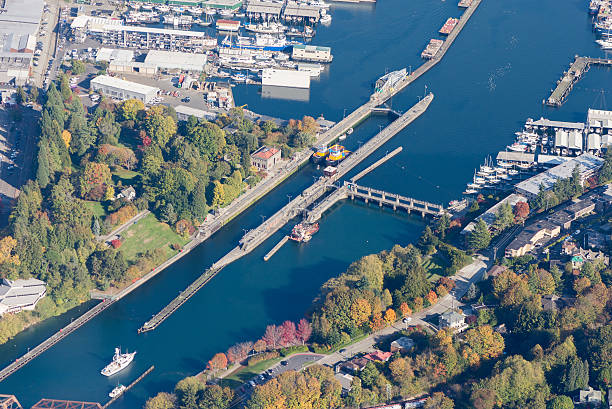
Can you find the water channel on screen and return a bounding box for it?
[1,0,612,406]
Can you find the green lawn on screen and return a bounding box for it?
[422,252,448,282]
[84,201,107,218]
[112,168,140,186]
[118,213,189,262]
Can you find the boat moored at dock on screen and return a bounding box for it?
[439,18,459,35]
[311,145,329,162]
[289,222,319,242]
[325,144,349,165]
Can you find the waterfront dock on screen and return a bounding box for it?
[138,94,434,333]
[263,236,290,261]
[102,366,154,408]
[351,146,403,182]
[546,56,612,107]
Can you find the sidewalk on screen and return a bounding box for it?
[97,210,150,243]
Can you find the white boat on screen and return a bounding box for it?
[109,384,126,398]
[346,127,353,134]
[320,14,332,24]
[101,348,136,377]
[464,189,478,195]
[508,142,528,152]
[309,0,330,8]
[517,162,532,169]
[596,39,612,49]
[467,182,481,189]
[339,134,346,141]
[497,161,512,168]
[244,22,287,34]
[204,7,216,15]
[508,169,519,176]
[155,5,170,13]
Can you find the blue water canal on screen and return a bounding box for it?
[1,0,612,406]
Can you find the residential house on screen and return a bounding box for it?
[439,310,467,333]
[571,249,609,269]
[505,221,561,258]
[334,373,353,396]
[575,387,602,406]
[541,295,565,312]
[364,351,392,363]
[336,357,369,375]
[0,278,47,316]
[251,146,281,171]
[116,186,136,202]
[390,336,415,353]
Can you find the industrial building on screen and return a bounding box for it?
[291,44,333,62]
[588,109,612,134]
[108,61,158,76]
[283,3,321,22]
[246,1,283,20]
[175,105,217,121]
[90,75,160,103]
[71,16,216,52]
[202,0,243,10]
[0,278,46,316]
[515,153,604,198]
[95,48,135,63]
[0,0,44,85]
[216,19,240,31]
[144,50,207,72]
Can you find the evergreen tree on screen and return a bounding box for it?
[36,142,51,188]
[468,219,491,250]
[160,203,177,225]
[15,86,26,105]
[493,202,514,231]
[437,213,451,238]
[92,218,101,237]
[466,282,477,300]
[60,74,72,102]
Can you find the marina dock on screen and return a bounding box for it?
[138,94,434,333]
[102,366,154,408]
[351,146,403,182]
[546,56,612,107]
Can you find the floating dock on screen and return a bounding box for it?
[439,17,459,35]
[546,56,612,107]
[350,146,403,182]
[458,0,473,7]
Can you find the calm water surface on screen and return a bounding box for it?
[2,0,612,406]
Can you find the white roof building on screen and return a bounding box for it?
[90,75,159,103]
[144,50,207,72]
[0,278,46,316]
[95,48,134,63]
[588,109,612,131]
[175,105,217,122]
[515,153,604,198]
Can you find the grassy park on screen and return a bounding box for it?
[119,213,189,262]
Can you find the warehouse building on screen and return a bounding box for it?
[515,153,604,198]
[90,75,159,103]
[202,0,243,10]
[291,44,333,62]
[588,109,612,134]
[144,50,207,72]
[0,0,44,85]
[95,48,135,63]
[175,105,217,122]
[246,1,283,20]
[283,3,320,23]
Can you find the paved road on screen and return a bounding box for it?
[98,210,150,243]
[315,257,488,368]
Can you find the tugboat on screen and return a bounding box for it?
[325,144,349,166]
[311,145,329,163]
[109,384,127,398]
[289,222,319,242]
[101,348,136,377]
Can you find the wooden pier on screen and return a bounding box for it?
[138,95,434,333]
[102,366,154,408]
[546,56,612,107]
[0,395,22,409]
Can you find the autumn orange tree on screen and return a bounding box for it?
[462,325,504,367]
[207,352,228,371]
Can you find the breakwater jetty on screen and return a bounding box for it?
[138,94,434,333]
[545,56,612,107]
